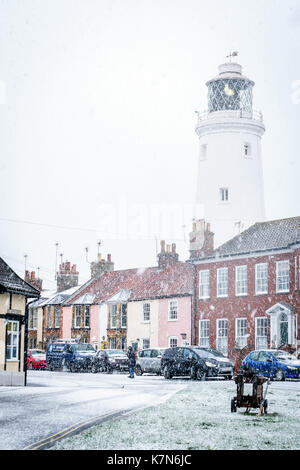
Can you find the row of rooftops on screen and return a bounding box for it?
[1,216,300,307]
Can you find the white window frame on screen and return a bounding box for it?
[199,319,210,347]
[217,267,228,298]
[54,305,60,329]
[244,142,251,158]
[235,265,247,296]
[255,317,268,350]
[235,318,248,349]
[142,302,150,323]
[121,304,127,328]
[84,305,90,328]
[32,308,38,330]
[276,260,290,293]
[199,270,210,299]
[28,309,32,330]
[74,305,81,329]
[255,263,268,295]
[200,143,207,160]
[168,300,178,321]
[142,338,150,349]
[110,337,117,349]
[219,187,229,202]
[6,320,19,361]
[47,306,52,328]
[110,304,117,329]
[168,336,178,348]
[216,319,228,356]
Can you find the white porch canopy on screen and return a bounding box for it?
[266,302,296,349]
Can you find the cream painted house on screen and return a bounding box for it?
[0,257,40,386]
[127,299,159,350]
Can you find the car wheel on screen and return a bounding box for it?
[135,365,143,376]
[196,368,206,381]
[275,369,285,381]
[47,361,54,371]
[226,375,232,380]
[69,362,76,373]
[91,364,98,374]
[163,365,172,379]
[263,399,268,415]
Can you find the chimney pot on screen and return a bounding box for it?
[31,271,35,280]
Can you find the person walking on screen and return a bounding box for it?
[127,346,136,378]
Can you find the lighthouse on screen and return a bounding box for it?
[195,56,265,247]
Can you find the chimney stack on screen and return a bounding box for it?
[90,252,114,278]
[189,219,214,259]
[56,259,79,292]
[25,270,43,292]
[157,240,179,269]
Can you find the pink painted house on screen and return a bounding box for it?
[158,296,192,348]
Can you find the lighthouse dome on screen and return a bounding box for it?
[206,62,254,113]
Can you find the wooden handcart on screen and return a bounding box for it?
[231,368,269,414]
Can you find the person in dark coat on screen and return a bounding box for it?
[127,346,136,378]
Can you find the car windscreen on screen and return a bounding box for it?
[106,350,125,356]
[193,348,215,358]
[73,344,95,352]
[31,350,45,355]
[271,351,294,361]
[203,348,225,358]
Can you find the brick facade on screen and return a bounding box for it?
[191,223,300,363]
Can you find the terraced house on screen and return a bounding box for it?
[0,257,40,386]
[189,217,300,360]
[61,243,194,350]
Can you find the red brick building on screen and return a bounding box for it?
[189,217,300,361]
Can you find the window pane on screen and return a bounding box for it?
[236,266,247,295]
[199,270,210,298]
[217,268,228,297]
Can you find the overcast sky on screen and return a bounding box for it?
[0,0,299,289]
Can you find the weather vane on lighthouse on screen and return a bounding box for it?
[226,50,239,62]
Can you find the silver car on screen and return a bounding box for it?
[135,348,166,375]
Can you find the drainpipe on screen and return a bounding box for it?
[192,264,198,346]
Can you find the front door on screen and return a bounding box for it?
[280,313,289,345]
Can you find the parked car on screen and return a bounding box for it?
[46,341,97,372]
[27,349,46,370]
[161,346,219,380]
[241,349,300,381]
[135,348,166,376]
[197,347,234,379]
[91,349,129,373]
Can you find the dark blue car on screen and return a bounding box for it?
[242,349,300,381]
[46,341,97,372]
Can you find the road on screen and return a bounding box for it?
[0,370,186,450]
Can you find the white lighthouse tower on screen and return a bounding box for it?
[195,56,265,247]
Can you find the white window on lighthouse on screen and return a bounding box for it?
[244,143,251,157]
[219,187,229,202]
[200,143,207,160]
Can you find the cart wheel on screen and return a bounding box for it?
[231,399,237,413]
[263,399,268,415]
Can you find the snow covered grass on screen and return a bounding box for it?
[51,380,300,450]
